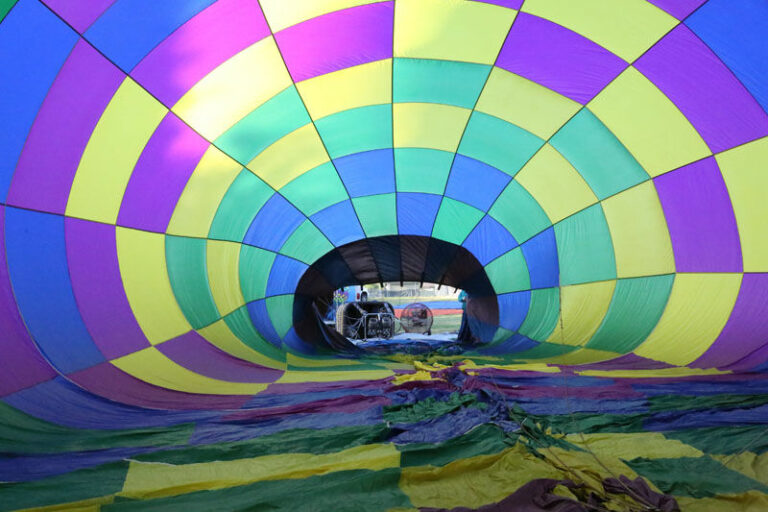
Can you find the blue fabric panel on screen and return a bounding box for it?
[445,155,511,211]
[2,378,211,429]
[4,208,104,374]
[397,192,442,236]
[0,0,77,201]
[462,215,518,266]
[244,194,305,251]
[86,0,216,71]
[245,388,381,408]
[632,379,768,396]
[645,403,768,431]
[687,0,768,114]
[246,300,282,348]
[480,334,539,356]
[334,149,395,198]
[265,255,307,297]
[282,327,316,355]
[496,291,531,331]
[521,227,559,289]
[517,397,648,415]
[310,200,365,246]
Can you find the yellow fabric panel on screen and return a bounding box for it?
[601,181,675,278]
[676,491,768,512]
[173,37,292,140]
[542,446,638,490]
[567,432,704,461]
[286,353,369,368]
[634,273,742,366]
[539,348,620,365]
[460,361,559,373]
[717,137,768,272]
[120,443,400,499]
[393,103,470,152]
[197,320,286,370]
[714,453,768,485]
[400,444,562,509]
[275,369,394,384]
[66,78,166,224]
[522,0,677,62]
[205,240,245,316]
[166,146,242,237]
[394,0,516,64]
[116,228,191,344]
[515,144,597,223]
[19,496,115,512]
[260,0,383,32]
[296,59,391,119]
[476,68,580,139]
[547,281,616,347]
[577,367,728,378]
[246,124,329,189]
[589,67,710,176]
[111,347,268,395]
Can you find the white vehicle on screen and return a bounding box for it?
[343,285,368,302]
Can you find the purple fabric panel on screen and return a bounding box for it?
[117,112,208,232]
[654,157,742,272]
[0,206,57,397]
[275,2,394,83]
[570,353,674,371]
[156,331,284,383]
[691,274,768,369]
[496,13,627,104]
[222,394,390,421]
[69,363,251,410]
[41,0,116,33]
[635,24,768,153]
[64,217,150,359]
[7,40,123,214]
[645,0,707,20]
[724,341,768,372]
[471,0,523,9]
[131,0,268,107]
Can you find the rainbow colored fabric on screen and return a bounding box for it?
[1,1,768,510]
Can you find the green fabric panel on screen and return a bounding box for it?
[315,104,392,158]
[266,294,294,337]
[518,287,560,341]
[431,197,485,245]
[586,274,673,352]
[513,341,576,360]
[279,220,333,264]
[238,245,276,302]
[625,456,768,498]
[209,170,273,241]
[649,394,768,414]
[101,469,410,512]
[133,424,390,465]
[550,108,649,199]
[393,58,491,108]
[165,236,220,328]
[543,412,649,434]
[223,306,285,362]
[485,247,530,294]
[0,403,192,455]
[489,181,551,243]
[280,161,348,216]
[214,86,309,165]
[491,327,515,344]
[665,425,768,456]
[0,461,129,512]
[383,392,484,424]
[458,112,543,177]
[394,148,453,194]
[554,204,616,285]
[352,193,398,237]
[399,424,509,467]
[0,0,18,21]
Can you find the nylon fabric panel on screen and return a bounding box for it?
[489,181,551,243]
[393,103,471,152]
[314,104,392,158]
[166,236,220,329]
[485,247,530,294]
[208,171,273,242]
[395,148,453,195]
[547,280,616,347]
[280,162,348,216]
[393,58,490,109]
[205,240,245,317]
[518,288,560,341]
[555,204,616,285]
[431,198,485,246]
[353,194,398,237]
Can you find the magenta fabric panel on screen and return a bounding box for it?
[646,0,707,20]
[274,2,394,83]
[131,0,269,107]
[496,12,627,104]
[7,40,123,214]
[69,363,251,410]
[691,274,768,369]
[654,157,742,272]
[65,218,150,359]
[41,0,116,33]
[635,24,768,153]
[0,206,57,397]
[156,331,284,383]
[117,112,208,233]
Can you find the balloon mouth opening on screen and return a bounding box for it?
[292,235,499,354]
